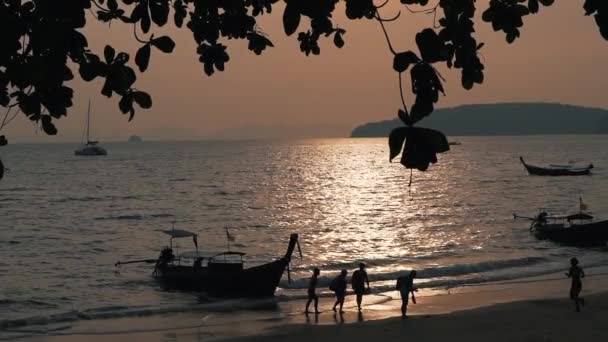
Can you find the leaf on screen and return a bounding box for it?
[529,0,539,14]
[119,94,132,114]
[283,4,301,36]
[539,0,554,5]
[132,91,152,109]
[114,52,130,64]
[388,126,409,162]
[415,29,443,63]
[393,51,420,73]
[149,0,169,26]
[104,45,115,63]
[151,36,175,53]
[333,30,345,48]
[135,43,151,72]
[107,0,118,11]
[417,127,449,153]
[399,127,448,171]
[40,116,58,135]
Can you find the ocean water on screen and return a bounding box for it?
[1,136,607,337]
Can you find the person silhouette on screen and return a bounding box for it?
[566,258,585,312]
[305,267,320,314]
[331,270,348,313]
[396,270,418,318]
[351,263,370,311]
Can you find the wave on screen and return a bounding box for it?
[150,214,174,218]
[282,256,547,289]
[0,298,279,330]
[51,196,102,203]
[94,214,143,221]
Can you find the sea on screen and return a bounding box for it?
[1,136,607,339]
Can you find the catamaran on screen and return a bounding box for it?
[75,100,107,156]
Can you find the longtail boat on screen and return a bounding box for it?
[519,157,593,176]
[116,229,301,297]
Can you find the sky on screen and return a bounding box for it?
[4,1,608,142]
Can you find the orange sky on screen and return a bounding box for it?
[4,1,608,142]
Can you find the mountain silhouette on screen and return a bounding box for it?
[351,103,608,137]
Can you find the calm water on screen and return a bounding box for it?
[1,136,607,336]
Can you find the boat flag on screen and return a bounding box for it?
[580,197,589,211]
[226,227,236,242]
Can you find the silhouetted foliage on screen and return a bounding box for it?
[0,0,607,174]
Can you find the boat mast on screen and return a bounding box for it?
[86,99,91,144]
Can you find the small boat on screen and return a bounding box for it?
[116,228,301,297]
[519,157,592,176]
[75,100,107,156]
[448,141,462,146]
[515,199,608,246]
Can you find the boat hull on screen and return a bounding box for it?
[533,221,608,246]
[75,147,108,156]
[156,258,289,297]
[520,157,592,176]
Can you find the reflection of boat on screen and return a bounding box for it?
[116,229,301,297]
[515,199,608,246]
[448,141,461,146]
[75,100,107,156]
[519,157,592,176]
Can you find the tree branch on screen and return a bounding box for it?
[375,9,397,55]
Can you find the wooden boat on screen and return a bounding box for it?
[515,211,608,246]
[116,229,300,297]
[519,157,592,176]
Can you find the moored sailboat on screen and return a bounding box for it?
[75,100,107,156]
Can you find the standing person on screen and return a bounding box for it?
[396,270,417,318]
[351,263,370,311]
[331,270,348,313]
[566,258,585,312]
[305,268,321,314]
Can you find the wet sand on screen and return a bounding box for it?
[28,269,608,342]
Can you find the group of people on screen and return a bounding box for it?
[305,263,418,318]
[305,258,587,318]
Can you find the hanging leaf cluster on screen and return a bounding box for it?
[482,0,554,43]
[0,0,607,149]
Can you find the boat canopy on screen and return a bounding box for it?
[162,229,198,238]
[567,213,594,221]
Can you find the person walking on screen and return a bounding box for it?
[330,270,348,313]
[566,258,585,312]
[396,270,417,318]
[351,263,370,311]
[305,267,320,314]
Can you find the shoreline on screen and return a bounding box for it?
[18,266,608,342]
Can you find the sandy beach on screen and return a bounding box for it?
[20,267,608,342]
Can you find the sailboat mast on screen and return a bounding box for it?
[86,99,91,143]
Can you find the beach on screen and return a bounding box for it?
[22,267,608,342]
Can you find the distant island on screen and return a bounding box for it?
[351,103,608,137]
[128,135,143,142]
